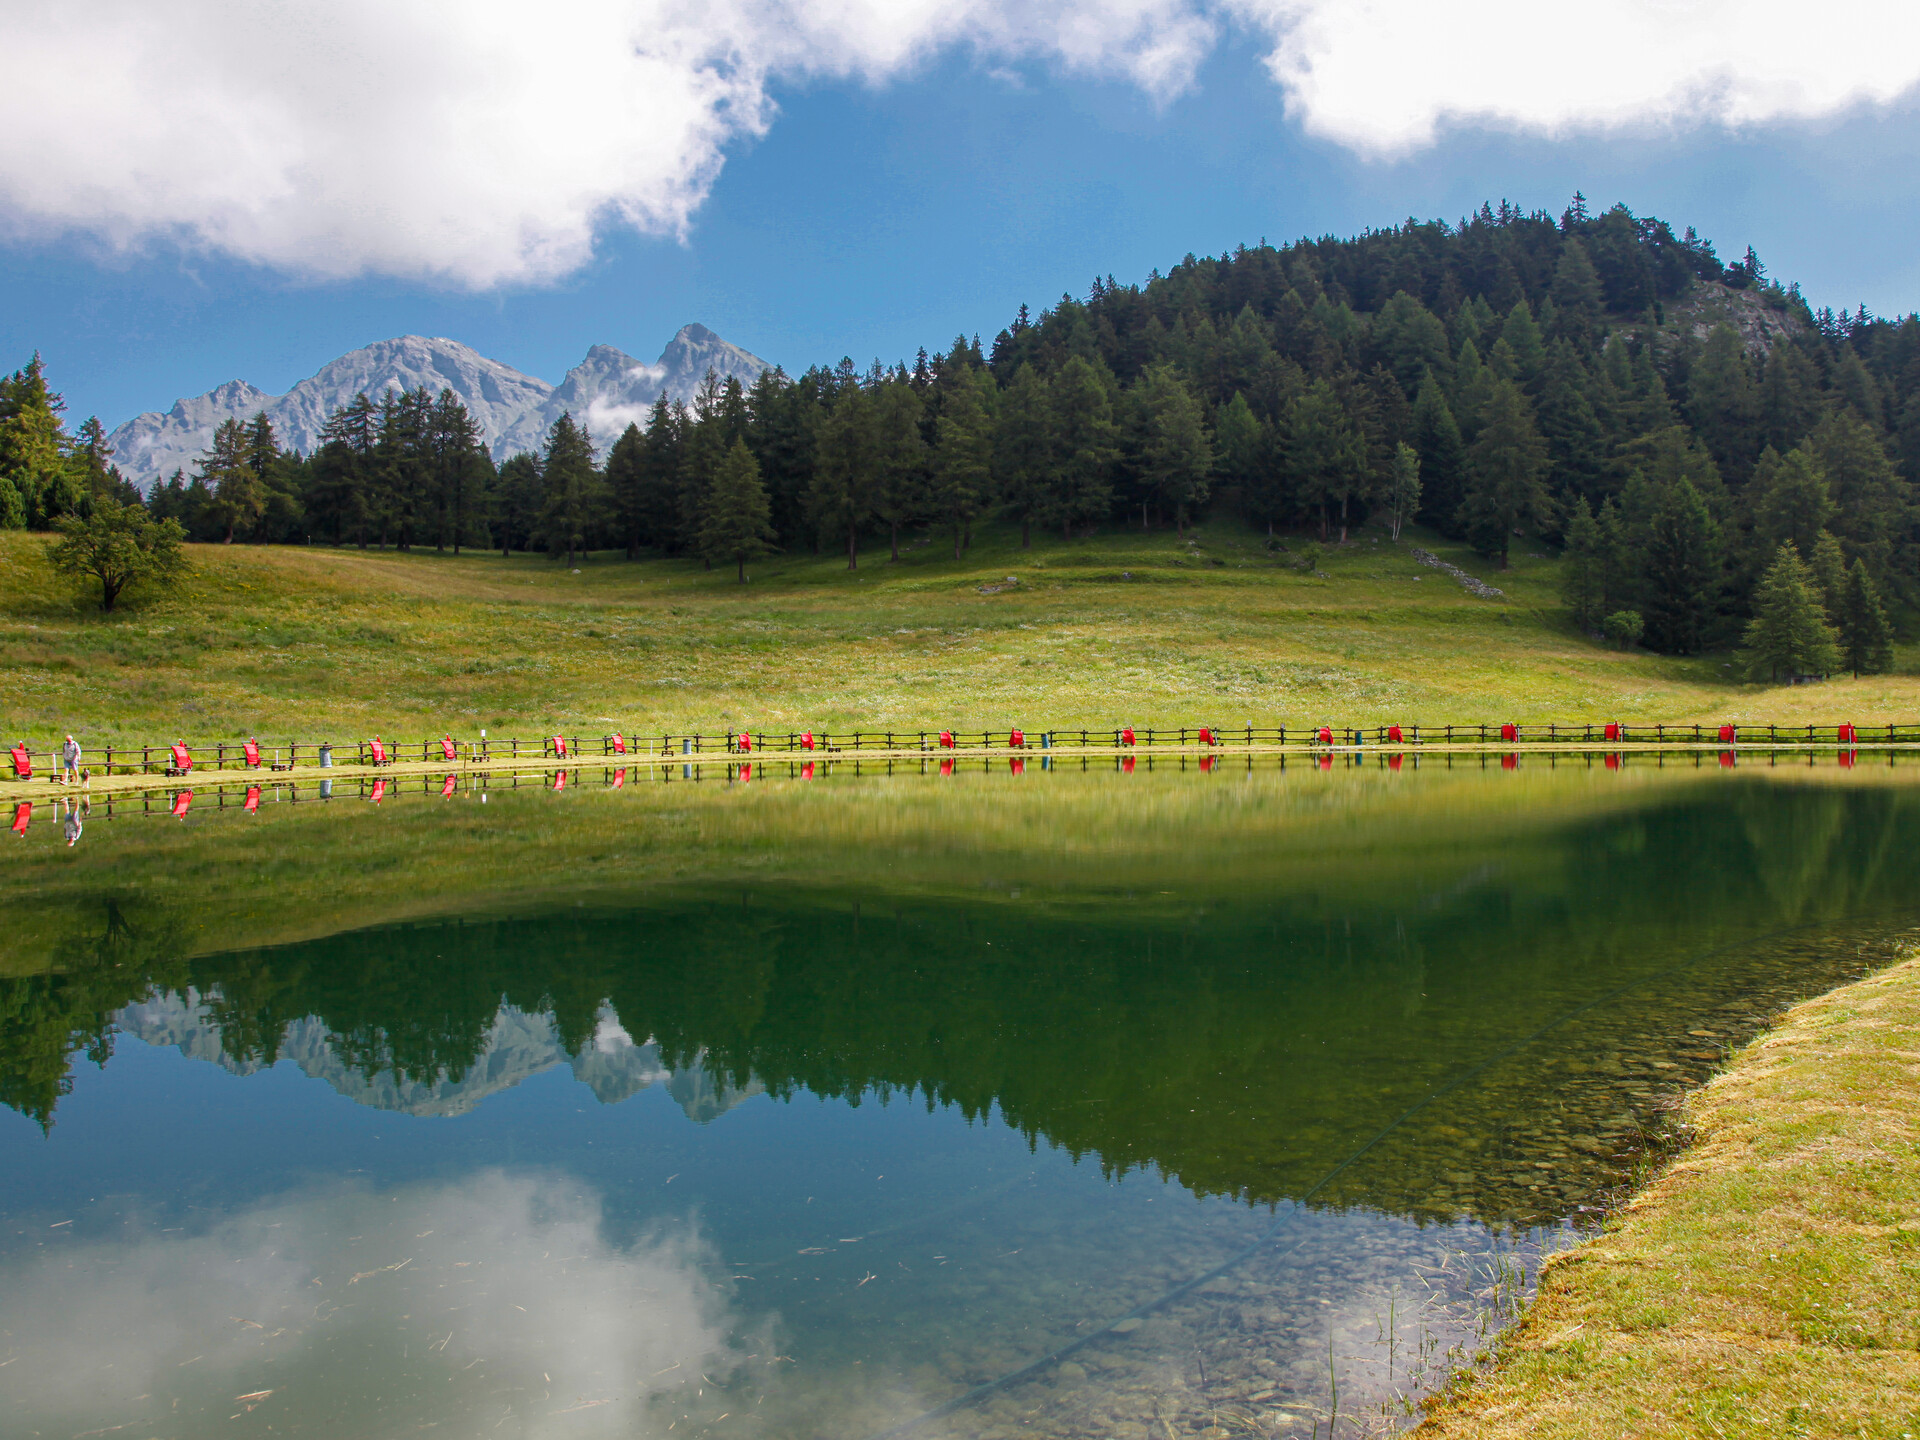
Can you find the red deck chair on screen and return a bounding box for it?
[552,735,569,759]
[738,733,752,753]
[441,736,458,762]
[1009,728,1024,748]
[610,768,626,789]
[1838,723,1857,744]
[441,774,458,797]
[369,778,387,803]
[244,786,261,813]
[170,743,193,775]
[367,739,389,767]
[1718,724,1736,745]
[11,801,29,836]
[1500,722,1519,742]
[171,790,192,819]
[1316,727,1333,745]
[937,731,954,749]
[243,739,262,768]
[1010,756,1025,775]
[1387,724,1404,744]
[1121,726,1137,747]
[610,733,627,755]
[802,731,817,751]
[1604,722,1621,741]
[8,744,29,779]
[1197,727,1215,745]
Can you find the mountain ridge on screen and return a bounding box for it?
[105,324,770,489]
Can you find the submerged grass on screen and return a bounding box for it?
[2,519,1913,745]
[1420,944,1920,1439]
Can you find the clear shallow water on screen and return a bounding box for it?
[3,758,1917,1438]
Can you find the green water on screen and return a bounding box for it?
[1,758,1915,1438]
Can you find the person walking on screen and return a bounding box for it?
[60,734,81,786]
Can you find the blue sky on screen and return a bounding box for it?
[4,6,1920,430]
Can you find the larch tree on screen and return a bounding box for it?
[1744,543,1840,681]
[993,366,1054,548]
[697,438,777,581]
[1838,558,1895,677]
[932,369,995,560]
[1128,363,1213,535]
[536,412,603,568]
[197,417,262,543]
[1459,378,1550,567]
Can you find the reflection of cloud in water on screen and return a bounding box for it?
[0,1171,740,1438]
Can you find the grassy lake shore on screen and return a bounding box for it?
[1422,943,1920,1439]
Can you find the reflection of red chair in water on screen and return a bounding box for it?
[1502,753,1518,770]
[1318,754,1333,771]
[441,773,458,797]
[1122,755,1136,773]
[1605,753,1621,770]
[1389,753,1404,771]
[1199,755,1217,773]
[244,786,262,812]
[938,759,953,776]
[1719,751,1737,768]
[610,768,626,789]
[369,779,387,803]
[8,744,29,779]
[739,762,752,782]
[801,761,816,780]
[171,791,193,819]
[11,802,29,836]
[1010,757,1025,775]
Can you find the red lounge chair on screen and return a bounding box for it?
[610,734,627,755]
[11,801,29,836]
[243,739,262,768]
[1718,724,1736,744]
[441,736,458,762]
[9,744,29,779]
[1010,757,1025,775]
[367,739,389,767]
[1197,727,1214,745]
[1387,724,1404,744]
[1604,722,1621,741]
[170,744,193,775]
[610,768,626,789]
[1009,728,1024,748]
[738,733,752,753]
[369,779,387,803]
[441,774,458,797]
[802,731,817,751]
[244,786,261,812]
[1500,722,1519,742]
[1316,727,1333,745]
[171,790,192,819]
[552,735,569,759]
[938,731,954,749]
[1839,723,1857,744]
[1121,726,1137,746]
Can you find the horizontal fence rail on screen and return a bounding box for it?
[6,721,1918,783]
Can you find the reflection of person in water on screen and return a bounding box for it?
[60,796,89,848]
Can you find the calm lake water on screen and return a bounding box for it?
[3,755,1916,1439]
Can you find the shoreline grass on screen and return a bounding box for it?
[3,520,1915,747]
[1419,941,1920,1438]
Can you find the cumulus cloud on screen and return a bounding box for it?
[1232,0,1920,154]
[0,1171,743,1438]
[0,0,1211,286]
[1,1,1917,286]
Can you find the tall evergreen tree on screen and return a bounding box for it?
[1410,370,1466,534]
[0,353,77,528]
[1047,356,1119,539]
[605,422,647,558]
[1744,543,1840,680]
[1460,379,1550,567]
[1808,529,1848,621]
[1128,364,1213,534]
[494,454,543,556]
[931,369,995,559]
[870,381,929,561]
[197,418,262,543]
[1685,324,1760,482]
[536,413,603,567]
[1640,476,1719,654]
[1560,495,1606,632]
[698,438,778,581]
[993,367,1053,548]
[1749,447,1833,564]
[1282,379,1366,541]
[808,383,878,568]
[1838,558,1895,677]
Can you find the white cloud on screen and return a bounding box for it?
[1230,0,1920,155]
[2,1,1918,287]
[0,1171,742,1438]
[0,0,1210,287]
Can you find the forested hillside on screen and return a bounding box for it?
[3,196,1916,658]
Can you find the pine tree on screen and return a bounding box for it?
[1749,447,1833,564]
[1047,356,1119,539]
[1838,558,1895,677]
[1808,411,1911,581]
[1282,379,1366,541]
[1685,324,1760,483]
[1640,476,1719,654]
[870,381,928,561]
[993,367,1053,548]
[931,370,995,559]
[1383,442,1420,542]
[1460,379,1550,567]
[314,392,378,545]
[1213,392,1273,529]
[698,438,777,581]
[197,417,262,543]
[1744,543,1840,681]
[536,413,603,567]
[1549,239,1605,349]
[494,454,543,556]
[808,383,878,568]
[0,353,78,528]
[1128,364,1213,535]
[1410,370,1466,534]
[605,423,647,557]
[1560,495,1606,632]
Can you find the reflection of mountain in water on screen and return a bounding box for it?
[116,995,761,1122]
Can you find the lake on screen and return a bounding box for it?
[3,753,1915,1439]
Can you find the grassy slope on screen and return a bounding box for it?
[2,518,1914,744]
[1421,945,1920,1439]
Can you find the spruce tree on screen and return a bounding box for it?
[1838,558,1895,677]
[0,353,78,527]
[1460,379,1550,567]
[1549,238,1605,348]
[698,438,778,581]
[808,383,878,568]
[1640,476,1719,654]
[605,423,647,558]
[1685,325,1759,481]
[1744,543,1840,681]
[870,381,928,561]
[1282,379,1366,541]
